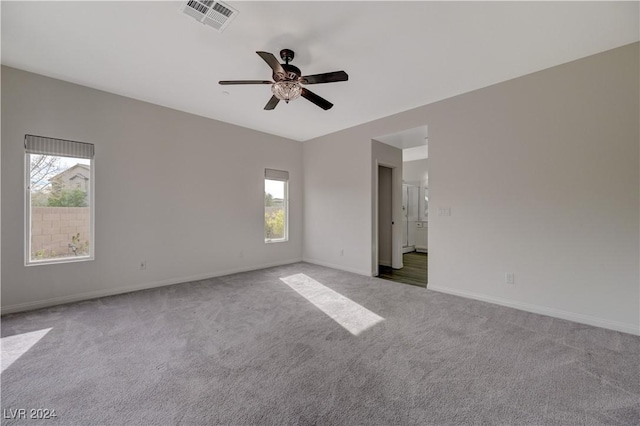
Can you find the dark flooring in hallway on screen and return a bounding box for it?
[378,251,427,288]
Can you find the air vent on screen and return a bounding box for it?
[181,1,238,33]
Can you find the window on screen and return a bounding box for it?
[25,135,95,265]
[264,169,288,243]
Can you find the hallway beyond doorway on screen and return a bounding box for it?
[378,252,427,288]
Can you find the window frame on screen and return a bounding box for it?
[24,150,95,266]
[264,174,289,244]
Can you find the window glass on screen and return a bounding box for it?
[265,178,287,242]
[27,152,93,264]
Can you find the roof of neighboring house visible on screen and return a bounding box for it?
[50,163,90,181]
[69,173,89,181]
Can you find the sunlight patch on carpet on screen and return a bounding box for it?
[1,328,52,373]
[280,274,384,335]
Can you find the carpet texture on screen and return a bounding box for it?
[1,262,639,425]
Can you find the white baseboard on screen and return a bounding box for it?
[428,284,640,336]
[302,257,370,277]
[1,258,303,315]
[402,246,414,254]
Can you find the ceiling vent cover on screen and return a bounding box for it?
[181,1,238,32]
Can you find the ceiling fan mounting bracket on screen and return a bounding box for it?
[280,49,295,64]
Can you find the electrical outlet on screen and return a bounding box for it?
[505,272,515,285]
[140,261,147,271]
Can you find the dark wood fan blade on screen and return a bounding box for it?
[256,51,286,79]
[301,88,333,110]
[301,71,349,85]
[219,80,272,85]
[264,95,280,110]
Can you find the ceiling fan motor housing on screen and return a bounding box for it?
[274,64,301,82]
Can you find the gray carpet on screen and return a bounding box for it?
[1,262,639,425]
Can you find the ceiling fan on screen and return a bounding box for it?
[219,49,348,111]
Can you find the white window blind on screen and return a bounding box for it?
[25,135,94,159]
[265,168,289,181]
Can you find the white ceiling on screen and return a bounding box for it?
[375,125,428,149]
[402,146,428,162]
[374,125,429,161]
[2,1,638,142]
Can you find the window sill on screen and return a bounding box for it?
[265,239,288,244]
[26,255,94,267]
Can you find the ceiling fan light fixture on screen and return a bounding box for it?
[272,81,302,103]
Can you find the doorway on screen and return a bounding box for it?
[374,126,428,288]
[379,182,427,287]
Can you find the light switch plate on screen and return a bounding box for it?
[505,273,515,285]
[438,207,452,216]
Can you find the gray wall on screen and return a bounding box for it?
[2,66,303,312]
[303,43,639,334]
